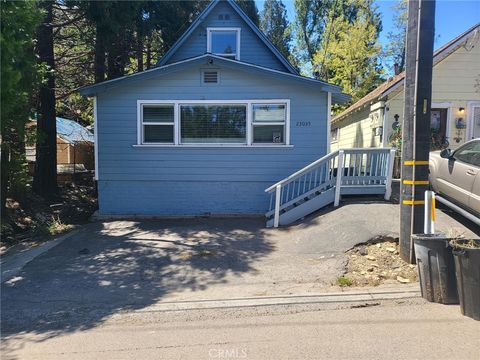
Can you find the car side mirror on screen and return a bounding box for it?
[440,149,452,159]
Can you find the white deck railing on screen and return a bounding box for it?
[265,148,396,227]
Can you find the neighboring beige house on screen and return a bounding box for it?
[331,23,480,152]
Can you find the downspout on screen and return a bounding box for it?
[327,92,332,153]
[382,102,389,147]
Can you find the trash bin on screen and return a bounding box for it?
[451,239,480,321]
[413,234,459,304]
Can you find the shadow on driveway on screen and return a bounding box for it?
[1,218,274,345]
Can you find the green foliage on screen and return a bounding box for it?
[1,0,43,206]
[382,0,407,75]
[53,4,94,124]
[235,0,260,26]
[260,0,292,62]
[336,276,353,287]
[294,0,382,76]
[312,0,383,105]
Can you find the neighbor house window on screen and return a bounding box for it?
[137,100,290,146]
[142,105,174,144]
[252,104,286,144]
[331,128,339,142]
[180,104,247,144]
[207,28,240,60]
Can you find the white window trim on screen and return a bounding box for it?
[207,27,241,60]
[330,127,339,143]
[136,99,291,148]
[467,101,480,141]
[139,102,176,145]
[431,102,453,144]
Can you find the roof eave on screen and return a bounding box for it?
[79,54,346,97]
[156,0,299,75]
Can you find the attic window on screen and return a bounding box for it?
[207,27,240,60]
[203,70,219,84]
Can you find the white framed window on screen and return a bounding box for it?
[331,127,339,142]
[140,104,175,144]
[136,100,290,147]
[207,27,240,60]
[252,104,287,144]
[180,104,247,144]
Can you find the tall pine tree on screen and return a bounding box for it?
[1,0,42,213]
[383,0,407,75]
[235,0,260,26]
[260,0,292,61]
[33,0,58,198]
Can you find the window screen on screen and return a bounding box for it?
[209,30,238,59]
[252,104,286,144]
[142,105,174,144]
[180,105,246,144]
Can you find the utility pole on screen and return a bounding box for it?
[399,0,436,263]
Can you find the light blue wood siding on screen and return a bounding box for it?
[167,1,288,72]
[97,62,327,215]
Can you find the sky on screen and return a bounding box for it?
[256,0,480,51]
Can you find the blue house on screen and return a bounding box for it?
[80,0,351,217]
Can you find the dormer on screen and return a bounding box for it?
[157,0,297,74]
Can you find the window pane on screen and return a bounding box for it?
[253,104,286,122]
[454,141,480,166]
[144,125,174,143]
[181,105,246,143]
[211,31,237,55]
[143,105,174,123]
[253,125,285,144]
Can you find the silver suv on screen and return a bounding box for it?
[429,139,480,216]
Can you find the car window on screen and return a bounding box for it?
[453,141,480,167]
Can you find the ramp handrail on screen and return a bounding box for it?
[265,148,396,227]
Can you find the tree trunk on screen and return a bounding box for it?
[33,0,57,199]
[107,34,125,80]
[1,142,10,217]
[94,24,106,83]
[146,37,152,70]
[137,37,144,72]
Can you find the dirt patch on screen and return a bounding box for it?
[342,236,418,287]
[1,183,97,253]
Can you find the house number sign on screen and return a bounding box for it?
[296,121,311,127]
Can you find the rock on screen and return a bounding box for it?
[386,247,396,253]
[367,267,374,272]
[371,263,379,268]
[409,264,416,268]
[396,276,410,284]
[360,271,367,275]
[358,245,368,255]
[366,255,376,261]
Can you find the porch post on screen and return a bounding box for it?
[334,150,344,207]
[274,184,281,228]
[385,148,396,200]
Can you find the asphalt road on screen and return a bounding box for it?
[2,300,479,360]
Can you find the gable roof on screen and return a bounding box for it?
[57,117,94,144]
[332,23,480,124]
[79,54,350,103]
[156,0,298,74]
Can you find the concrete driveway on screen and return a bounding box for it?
[2,201,478,340]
